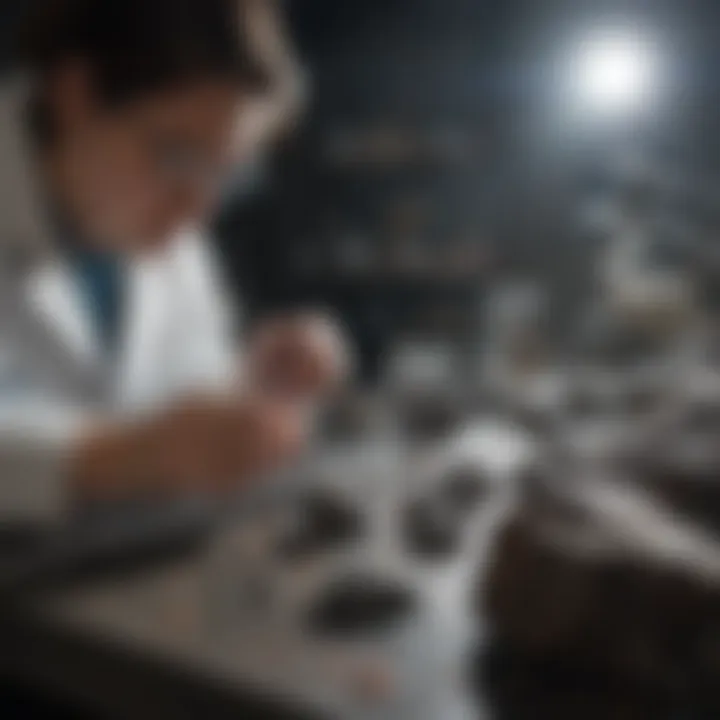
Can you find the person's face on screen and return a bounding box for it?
[49,66,249,252]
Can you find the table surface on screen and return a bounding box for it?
[6,413,716,720]
[7,422,533,720]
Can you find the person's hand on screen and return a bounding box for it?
[246,312,351,403]
[137,395,307,491]
[69,395,307,502]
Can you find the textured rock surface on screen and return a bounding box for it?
[480,461,720,697]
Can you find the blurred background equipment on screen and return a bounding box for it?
[211,0,720,384]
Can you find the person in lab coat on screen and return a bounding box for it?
[0,0,346,523]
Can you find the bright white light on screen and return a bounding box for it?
[571,30,659,117]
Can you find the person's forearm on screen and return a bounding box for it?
[67,420,154,504]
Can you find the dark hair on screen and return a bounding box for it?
[17,0,270,106]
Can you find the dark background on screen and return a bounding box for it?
[215,0,720,380]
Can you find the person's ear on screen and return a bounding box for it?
[48,59,99,133]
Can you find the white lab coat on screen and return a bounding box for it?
[0,77,237,523]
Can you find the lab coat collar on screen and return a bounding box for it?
[0,75,107,381]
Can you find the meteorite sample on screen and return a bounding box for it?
[437,466,489,514]
[479,468,720,696]
[275,490,365,562]
[403,498,463,561]
[396,393,464,442]
[306,574,416,638]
